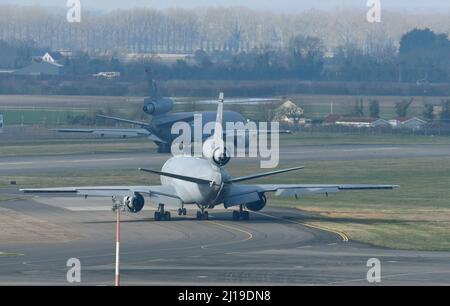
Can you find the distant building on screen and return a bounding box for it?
[14,61,64,76]
[42,51,64,63]
[324,115,390,128]
[93,72,121,80]
[120,53,191,63]
[433,106,443,117]
[389,117,427,130]
[273,99,304,124]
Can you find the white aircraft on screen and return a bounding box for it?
[21,93,398,221]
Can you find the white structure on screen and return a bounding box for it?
[274,100,304,123]
[93,72,121,80]
[42,52,56,63]
[41,52,64,64]
[324,115,390,128]
[389,117,427,130]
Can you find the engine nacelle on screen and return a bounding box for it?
[203,137,231,166]
[124,193,145,213]
[245,194,267,212]
[143,98,174,116]
[212,147,231,166]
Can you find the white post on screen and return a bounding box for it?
[115,207,120,286]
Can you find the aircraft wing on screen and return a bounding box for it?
[56,128,165,142]
[223,184,399,207]
[254,184,398,195]
[20,185,179,198]
[96,115,151,128]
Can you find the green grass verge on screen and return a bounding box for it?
[280,132,450,145]
[0,138,155,157]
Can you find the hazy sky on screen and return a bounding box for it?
[3,0,450,12]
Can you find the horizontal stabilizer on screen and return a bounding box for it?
[229,166,304,183]
[56,128,165,142]
[139,168,213,185]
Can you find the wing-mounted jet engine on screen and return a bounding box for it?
[123,193,145,213]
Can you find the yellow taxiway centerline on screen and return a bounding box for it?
[255,211,349,242]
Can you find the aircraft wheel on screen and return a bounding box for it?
[197,211,203,220]
[164,212,171,221]
[241,211,250,220]
[182,208,187,215]
[232,211,240,221]
[204,211,209,220]
[178,208,183,216]
[154,211,161,221]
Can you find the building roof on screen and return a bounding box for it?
[14,61,64,76]
[277,100,298,110]
[395,116,413,122]
[394,116,427,123]
[325,115,377,124]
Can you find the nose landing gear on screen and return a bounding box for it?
[177,207,187,216]
[196,206,209,220]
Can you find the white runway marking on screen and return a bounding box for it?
[281,147,400,155]
[338,147,400,152]
[0,158,133,166]
[64,206,113,211]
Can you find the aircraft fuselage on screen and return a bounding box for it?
[161,156,229,206]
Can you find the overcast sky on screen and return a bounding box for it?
[3,0,450,12]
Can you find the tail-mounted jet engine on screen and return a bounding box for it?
[143,97,174,116]
[245,194,267,212]
[123,193,145,213]
[202,137,231,166]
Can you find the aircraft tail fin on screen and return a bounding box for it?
[145,67,159,101]
[214,92,225,151]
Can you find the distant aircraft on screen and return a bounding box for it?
[58,69,247,153]
[22,93,398,221]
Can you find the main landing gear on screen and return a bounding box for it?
[177,207,187,216]
[154,204,171,221]
[232,205,250,221]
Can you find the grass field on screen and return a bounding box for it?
[0,93,446,125]
[2,132,450,158]
[0,138,155,157]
